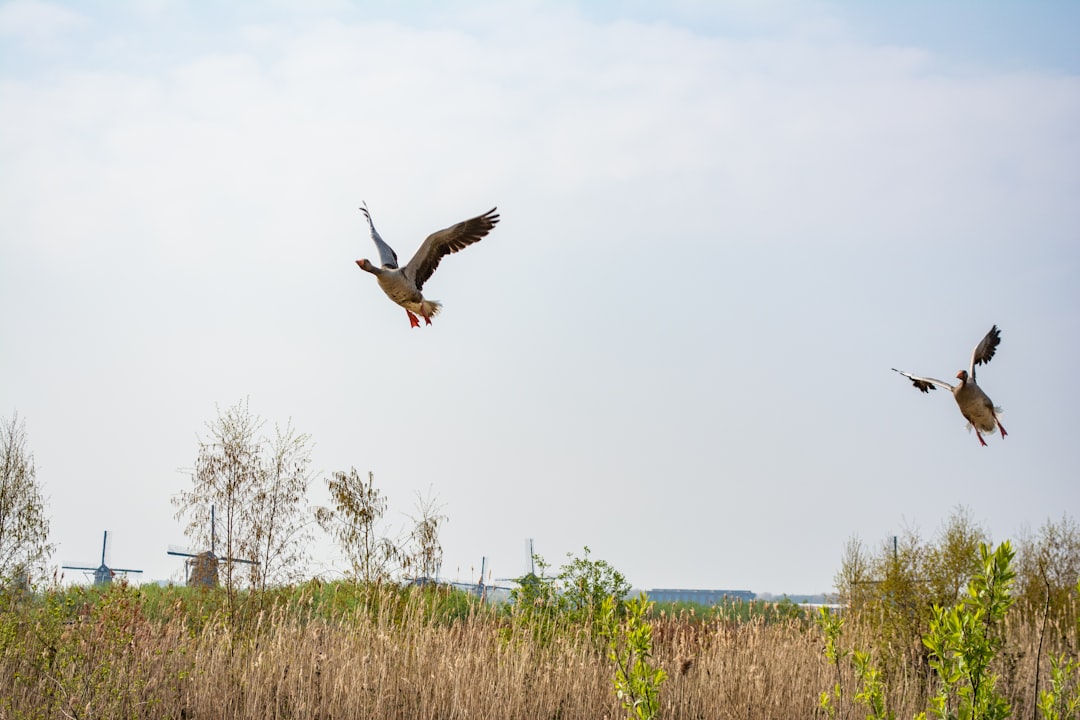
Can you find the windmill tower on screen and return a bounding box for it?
[498,538,549,586]
[63,530,143,586]
[524,538,536,577]
[473,555,488,600]
[167,506,257,587]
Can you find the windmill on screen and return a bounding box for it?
[167,505,257,587]
[497,538,554,589]
[469,555,489,600]
[498,538,545,582]
[63,530,143,586]
[444,555,516,603]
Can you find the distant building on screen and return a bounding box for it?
[646,588,755,605]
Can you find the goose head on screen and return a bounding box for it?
[356,258,381,275]
[956,370,969,385]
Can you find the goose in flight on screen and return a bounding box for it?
[892,325,1008,446]
[355,204,499,327]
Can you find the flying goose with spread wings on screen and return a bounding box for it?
[892,325,1008,446]
[355,204,500,327]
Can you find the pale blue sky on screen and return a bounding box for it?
[1,0,1077,594]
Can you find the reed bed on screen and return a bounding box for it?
[0,583,1074,719]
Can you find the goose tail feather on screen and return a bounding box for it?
[420,299,442,319]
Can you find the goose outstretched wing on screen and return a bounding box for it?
[892,368,955,394]
[360,203,400,268]
[404,208,499,290]
[968,325,1001,381]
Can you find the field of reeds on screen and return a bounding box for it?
[0,579,1075,719]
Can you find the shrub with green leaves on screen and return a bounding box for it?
[505,547,632,646]
[852,649,893,720]
[601,593,666,720]
[816,606,848,718]
[919,541,1016,720]
[559,546,631,625]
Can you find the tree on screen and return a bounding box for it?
[316,468,402,583]
[173,400,315,603]
[247,421,315,591]
[835,507,989,673]
[401,489,447,582]
[1014,514,1080,622]
[835,535,875,608]
[559,546,631,622]
[0,412,54,588]
[174,400,262,603]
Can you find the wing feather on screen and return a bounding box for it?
[968,325,1001,380]
[404,208,499,290]
[360,204,400,268]
[892,368,954,394]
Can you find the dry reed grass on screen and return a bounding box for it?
[0,584,1074,719]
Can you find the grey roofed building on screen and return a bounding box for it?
[646,588,755,605]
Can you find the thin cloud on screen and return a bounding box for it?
[0,0,83,50]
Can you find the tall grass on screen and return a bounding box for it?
[0,581,1074,719]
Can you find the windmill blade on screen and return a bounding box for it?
[168,545,199,558]
[61,563,99,572]
[109,567,143,574]
[220,556,258,565]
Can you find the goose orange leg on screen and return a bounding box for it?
[406,310,421,328]
[996,420,1008,439]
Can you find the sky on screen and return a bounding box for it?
[1,0,1078,595]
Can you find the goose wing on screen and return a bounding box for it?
[403,208,499,290]
[892,368,955,394]
[968,325,1001,381]
[360,204,400,268]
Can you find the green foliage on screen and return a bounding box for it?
[559,546,631,625]
[922,541,1016,720]
[505,547,632,646]
[816,606,848,719]
[601,593,667,720]
[815,607,893,720]
[504,552,563,644]
[1,581,166,719]
[836,507,990,673]
[821,541,1017,720]
[1038,652,1080,720]
[852,650,893,720]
